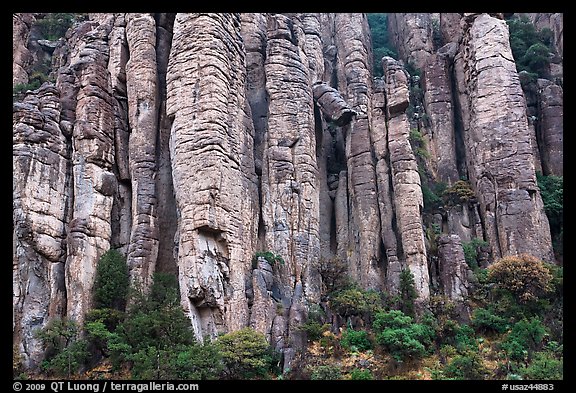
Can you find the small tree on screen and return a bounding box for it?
[443,351,487,380]
[93,249,129,311]
[398,269,418,317]
[487,254,553,304]
[310,364,342,380]
[35,319,88,378]
[501,318,548,362]
[216,327,276,379]
[373,310,434,361]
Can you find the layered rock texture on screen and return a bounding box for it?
[13,13,562,370]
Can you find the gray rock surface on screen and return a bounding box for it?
[457,13,554,262]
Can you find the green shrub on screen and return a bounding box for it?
[41,340,89,378]
[398,269,417,317]
[520,352,563,380]
[409,129,430,159]
[216,327,277,379]
[374,310,434,361]
[442,180,476,207]
[507,15,553,78]
[331,285,384,319]
[119,273,195,354]
[252,251,284,268]
[462,238,488,269]
[36,13,76,41]
[341,329,373,352]
[454,325,478,353]
[471,307,510,334]
[443,351,487,380]
[298,321,330,342]
[367,13,398,77]
[310,364,342,380]
[488,254,553,304]
[93,249,129,311]
[130,343,223,380]
[35,319,89,377]
[536,173,563,257]
[501,318,548,362]
[350,368,373,380]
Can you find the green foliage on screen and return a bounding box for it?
[471,308,510,334]
[341,329,373,352]
[409,128,430,160]
[93,249,129,310]
[310,364,342,380]
[216,327,277,379]
[36,13,76,41]
[520,351,563,380]
[110,273,196,378]
[422,182,447,212]
[442,180,476,207]
[252,251,285,268]
[507,15,553,78]
[298,321,330,342]
[454,325,478,353]
[13,81,41,95]
[331,284,384,319]
[487,254,553,304]
[501,318,548,362]
[35,319,89,377]
[462,238,488,269]
[398,269,417,317]
[536,173,563,257]
[350,368,373,380]
[130,343,223,380]
[443,351,487,380]
[41,340,89,377]
[537,173,563,229]
[367,13,398,77]
[374,310,434,361]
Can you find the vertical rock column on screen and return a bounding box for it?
[125,13,160,288]
[459,14,553,262]
[65,17,117,325]
[107,14,132,255]
[538,81,563,176]
[334,13,383,290]
[370,78,401,294]
[383,57,430,301]
[13,13,35,86]
[13,86,69,368]
[387,13,434,70]
[154,13,179,274]
[167,13,258,339]
[262,14,320,300]
[421,50,460,184]
[261,14,321,368]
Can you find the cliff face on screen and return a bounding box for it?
[13,13,562,370]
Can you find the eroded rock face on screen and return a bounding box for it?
[13,13,561,372]
[334,13,384,290]
[437,234,470,302]
[166,13,259,338]
[382,57,430,301]
[125,13,160,288]
[422,52,459,184]
[458,13,554,262]
[13,86,69,369]
[63,16,116,326]
[538,81,563,176]
[13,13,35,86]
[388,13,434,70]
